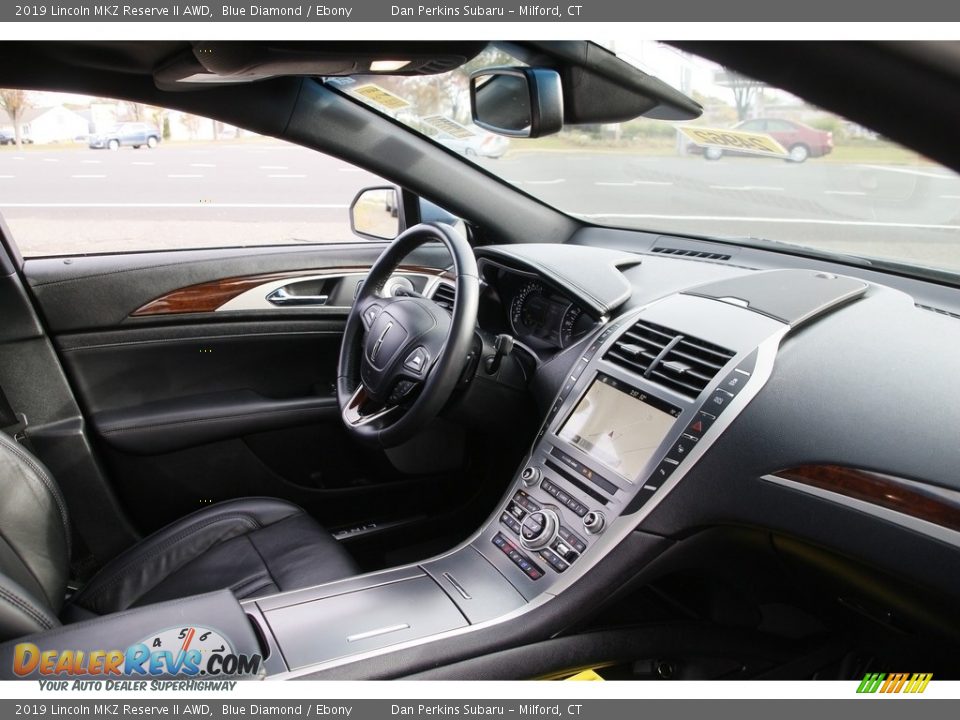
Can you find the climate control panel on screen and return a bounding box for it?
[495,488,593,578]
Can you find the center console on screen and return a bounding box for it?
[470,292,777,602]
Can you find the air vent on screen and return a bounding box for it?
[605,320,676,376]
[651,246,732,262]
[605,320,735,400]
[650,334,736,399]
[431,281,456,311]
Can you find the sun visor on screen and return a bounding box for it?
[155,41,487,90]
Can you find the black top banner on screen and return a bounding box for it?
[5,0,958,21]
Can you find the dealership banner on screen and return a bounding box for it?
[5,0,960,21]
[1,700,959,720]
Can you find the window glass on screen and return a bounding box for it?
[346,42,960,280]
[0,90,389,257]
[765,119,797,132]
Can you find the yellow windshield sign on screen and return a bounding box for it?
[422,115,475,139]
[679,126,788,158]
[352,84,410,112]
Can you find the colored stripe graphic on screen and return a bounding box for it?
[857,673,885,693]
[857,672,931,693]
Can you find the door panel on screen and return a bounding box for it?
[25,242,451,333]
[22,243,481,554]
[61,323,344,455]
[58,321,344,416]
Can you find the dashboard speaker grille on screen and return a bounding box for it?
[605,320,735,400]
[431,281,456,311]
[651,246,732,262]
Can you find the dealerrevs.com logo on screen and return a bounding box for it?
[857,673,933,694]
[13,626,262,688]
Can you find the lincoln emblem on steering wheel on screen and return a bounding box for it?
[371,322,393,363]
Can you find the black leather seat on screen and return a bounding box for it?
[0,432,358,641]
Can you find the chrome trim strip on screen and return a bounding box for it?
[217,271,447,312]
[346,624,411,643]
[442,572,472,600]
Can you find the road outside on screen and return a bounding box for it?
[495,148,960,273]
[1,139,959,274]
[0,140,387,255]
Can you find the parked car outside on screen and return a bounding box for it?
[0,129,33,145]
[436,130,510,159]
[88,121,161,150]
[692,117,833,163]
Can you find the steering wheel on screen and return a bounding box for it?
[337,223,479,447]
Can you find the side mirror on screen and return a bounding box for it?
[470,67,563,138]
[350,186,402,241]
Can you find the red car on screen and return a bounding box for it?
[699,117,833,163]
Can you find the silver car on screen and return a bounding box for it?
[88,122,161,150]
[436,130,509,159]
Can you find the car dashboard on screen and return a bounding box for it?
[238,235,960,678]
[479,262,598,353]
[6,227,960,681]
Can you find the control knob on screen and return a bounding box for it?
[519,509,559,550]
[520,465,542,487]
[583,510,605,535]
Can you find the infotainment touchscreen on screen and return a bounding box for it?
[557,374,681,481]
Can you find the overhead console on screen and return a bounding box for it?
[239,269,868,677]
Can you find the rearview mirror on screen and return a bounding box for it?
[350,186,402,241]
[470,68,564,138]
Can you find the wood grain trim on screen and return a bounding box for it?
[774,465,960,533]
[130,265,452,317]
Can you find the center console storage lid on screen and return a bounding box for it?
[0,590,262,679]
[261,574,468,670]
[423,547,526,624]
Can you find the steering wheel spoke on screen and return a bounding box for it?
[342,385,400,428]
[356,294,394,331]
[386,377,422,405]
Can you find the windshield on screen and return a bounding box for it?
[342,42,960,279]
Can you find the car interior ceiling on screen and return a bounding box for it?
[0,40,959,681]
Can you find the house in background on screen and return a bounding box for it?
[0,105,90,144]
[1,101,253,145]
